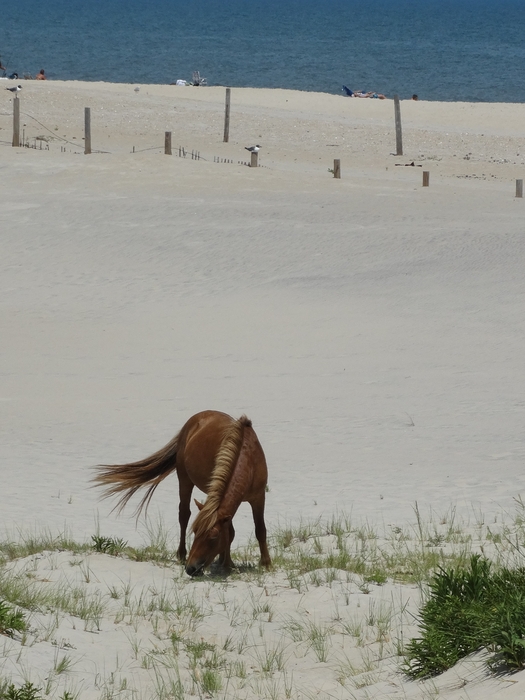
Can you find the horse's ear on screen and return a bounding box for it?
[194,499,204,511]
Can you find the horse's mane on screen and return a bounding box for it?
[192,415,252,537]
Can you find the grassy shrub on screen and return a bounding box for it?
[0,599,26,636]
[0,682,42,700]
[91,535,128,556]
[404,555,525,678]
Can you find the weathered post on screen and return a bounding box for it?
[165,131,172,155]
[516,179,523,198]
[224,87,231,143]
[423,171,430,187]
[84,107,91,154]
[250,150,258,167]
[12,96,20,147]
[333,159,341,179]
[394,95,403,156]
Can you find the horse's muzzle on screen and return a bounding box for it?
[185,563,204,577]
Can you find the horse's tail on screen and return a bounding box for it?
[93,431,180,517]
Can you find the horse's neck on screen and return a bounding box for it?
[217,435,253,517]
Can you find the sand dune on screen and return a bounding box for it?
[2,81,525,698]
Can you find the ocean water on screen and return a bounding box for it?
[1,0,525,102]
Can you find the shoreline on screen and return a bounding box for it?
[3,75,525,106]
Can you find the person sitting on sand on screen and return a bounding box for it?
[412,94,418,100]
[36,69,46,80]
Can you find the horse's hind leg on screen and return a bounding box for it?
[250,494,271,568]
[177,468,194,562]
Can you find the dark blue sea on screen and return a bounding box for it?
[1,0,525,102]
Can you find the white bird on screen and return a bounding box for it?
[245,144,260,152]
[6,85,22,94]
[134,86,140,92]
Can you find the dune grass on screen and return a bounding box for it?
[404,554,525,677]
[1,503,525,698]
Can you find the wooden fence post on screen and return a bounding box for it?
[333,159,341,179]
[223,88,231,143]
[423,171,430,187]
[394,95,403,156]
[12,96,20,147]
[250,150,258,167]
[165,131,172,155]
[516,179,523,198]
[84,107,91,154]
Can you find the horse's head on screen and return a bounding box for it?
[185,501,232,577]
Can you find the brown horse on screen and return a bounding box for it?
[93,410,271,576]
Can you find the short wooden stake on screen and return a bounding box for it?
[250,151,258,167]
[223,87,231,143]
[423,170,430,187]
[12,96,20,147]
[516,179,523,198]
[333,159,341,179]
[165,131,172,155]
[84,107,91,154]
[394,95,403,156]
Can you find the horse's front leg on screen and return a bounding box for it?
[177,469,194,562]
[250,495,271,568]
[218,521,235,570]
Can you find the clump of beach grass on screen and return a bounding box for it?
[404,554,525,677]
[1,503,525,698]
[0,599,26,637]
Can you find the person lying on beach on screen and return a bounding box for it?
[355,90,386,99]
[343,86,370,97]
[342,86,386,99]
[36,69,46,80]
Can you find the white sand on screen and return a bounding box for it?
[2,81,525,698]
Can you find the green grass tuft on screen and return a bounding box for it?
[91,535,128,556]
[0,599,26,636]
[0,682,42,700]
[404,554,525,677]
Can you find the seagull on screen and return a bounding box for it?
[6,85,22,94]
[245,144,260,153]
[134,86,140,92]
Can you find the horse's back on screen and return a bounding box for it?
[177,411,235,490]
[181,411,233,439]
[177,410,267,498]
